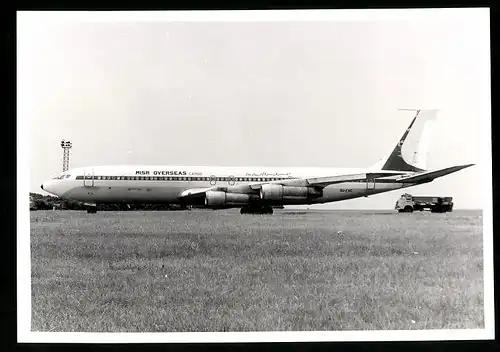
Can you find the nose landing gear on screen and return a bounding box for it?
[86,205,98,214]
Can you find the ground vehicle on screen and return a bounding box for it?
[395,193,453,213]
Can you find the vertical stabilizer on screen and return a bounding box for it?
[372,109,438,172]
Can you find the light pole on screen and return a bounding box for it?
[60,140,72,172]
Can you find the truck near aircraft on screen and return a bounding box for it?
[395,193,453,213]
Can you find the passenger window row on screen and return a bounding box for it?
[75,176,287,182]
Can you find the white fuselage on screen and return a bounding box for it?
[41,165,414,206]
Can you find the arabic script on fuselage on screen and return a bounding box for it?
[245,172,292,177]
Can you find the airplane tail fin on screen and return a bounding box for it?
[372,109,438,172]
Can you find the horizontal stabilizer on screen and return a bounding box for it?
[395,164,474,184]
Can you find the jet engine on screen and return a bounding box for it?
[259,184,322,201]
[205,191,257,207]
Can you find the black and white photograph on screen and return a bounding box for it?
[17,8,493,343]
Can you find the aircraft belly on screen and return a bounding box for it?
[64,182,203,203]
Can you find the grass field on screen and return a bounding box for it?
[30,209,484,332]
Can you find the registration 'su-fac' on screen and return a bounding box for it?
[41,110,474,214]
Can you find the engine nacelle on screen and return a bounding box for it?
[205,191,253,207]
[259,184,322,201]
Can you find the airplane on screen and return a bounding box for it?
[40,109,474,214]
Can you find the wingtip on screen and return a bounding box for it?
[457,163,475,171]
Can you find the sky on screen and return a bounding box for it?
[18,9,490,209]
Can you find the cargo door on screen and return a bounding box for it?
[209,175,217,186]
[83,168,95,187]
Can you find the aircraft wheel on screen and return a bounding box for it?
[263,206,274,215]
[87,206,98,214]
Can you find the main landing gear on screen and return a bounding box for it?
[240,206,274,215]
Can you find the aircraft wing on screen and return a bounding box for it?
[179,171,408,200]
[249,172,403,190]
[394,164,474,184]
[305,172,403,187]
